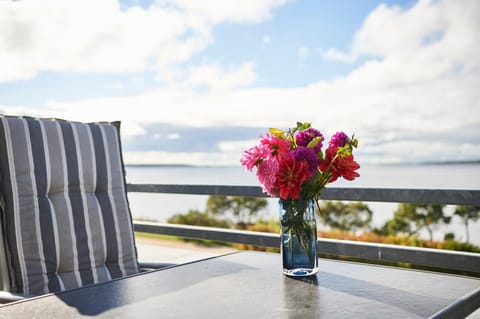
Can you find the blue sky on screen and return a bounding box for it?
[0,0,479,165]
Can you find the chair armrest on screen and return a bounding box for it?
[138,262,176,272]
[0,291,29,304]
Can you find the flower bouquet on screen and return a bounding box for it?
[241,122,360,276]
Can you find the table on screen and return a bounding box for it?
[0,251,479,318]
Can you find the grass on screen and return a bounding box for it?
[134,231,232,248]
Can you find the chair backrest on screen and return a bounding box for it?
[0,115,139,295]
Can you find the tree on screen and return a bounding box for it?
[317,201,372,233]
[206,195,268,226]
[382,203,449,241]
[454,205,480,243]
[167,209,231,228]
[380,206,416,237]
[444,232,455,241]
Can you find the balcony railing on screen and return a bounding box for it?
[129,184,480,274]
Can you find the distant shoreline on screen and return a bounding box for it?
[125,160,480,168]
[419,160,480,165]
[382,160,480,166]
[126,163,195,168]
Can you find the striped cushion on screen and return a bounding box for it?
[0,116,138,295]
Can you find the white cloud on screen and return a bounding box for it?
[352,0,446,58]
[152,132,180,140]
[0,105,48,118]
[123,150,242,166]
[185,62,256,92]
[218,139,258,153]
[125,139,308,168]
[320,48,356,63]
[1,0,479,165]
[322,0,480,74]
[107,81,125,90]
[155,0,290,24]
[1,0,197,80]
[361,139,480,164]
[0,0,285,83]
[262,35,272,44]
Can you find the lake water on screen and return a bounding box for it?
[125,164,480,246]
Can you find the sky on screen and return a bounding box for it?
[0,0,479,166]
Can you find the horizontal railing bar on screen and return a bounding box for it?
[134,221,279,248]
[318,238,480,273]
[133,222,480,273]
[127,184,480,205]
[127,184,265,197]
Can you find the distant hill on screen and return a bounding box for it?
[420,160,480,165]
[125,164,195,168]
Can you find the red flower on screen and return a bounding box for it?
[319,147,360,182]
[274,157,310,200]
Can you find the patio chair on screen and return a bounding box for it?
[0,115,166,302]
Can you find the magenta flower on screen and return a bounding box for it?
[295,128,323,153]
[290,146,319,176]
[329,132,349,148]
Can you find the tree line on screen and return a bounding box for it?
[168,195,480,244]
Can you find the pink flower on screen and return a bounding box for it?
[256,158,279,197]
[259,133,290,159]
[240,133,290,171]
[240,144,270,171]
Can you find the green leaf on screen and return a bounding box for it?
[269,128,286,140]
[350,135,358,148]
[317,150,324,160]
[337,145,352,157]
[306,136,322,149]
[296,122,311,131]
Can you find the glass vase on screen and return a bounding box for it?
[279,199,318,277]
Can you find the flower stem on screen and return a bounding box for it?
[289,228,294,267]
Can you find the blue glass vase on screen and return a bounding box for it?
[279,199,318,276]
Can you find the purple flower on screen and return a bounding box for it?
[295,128,323,153]
[329,132,349,148]
[290,146,319,176]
